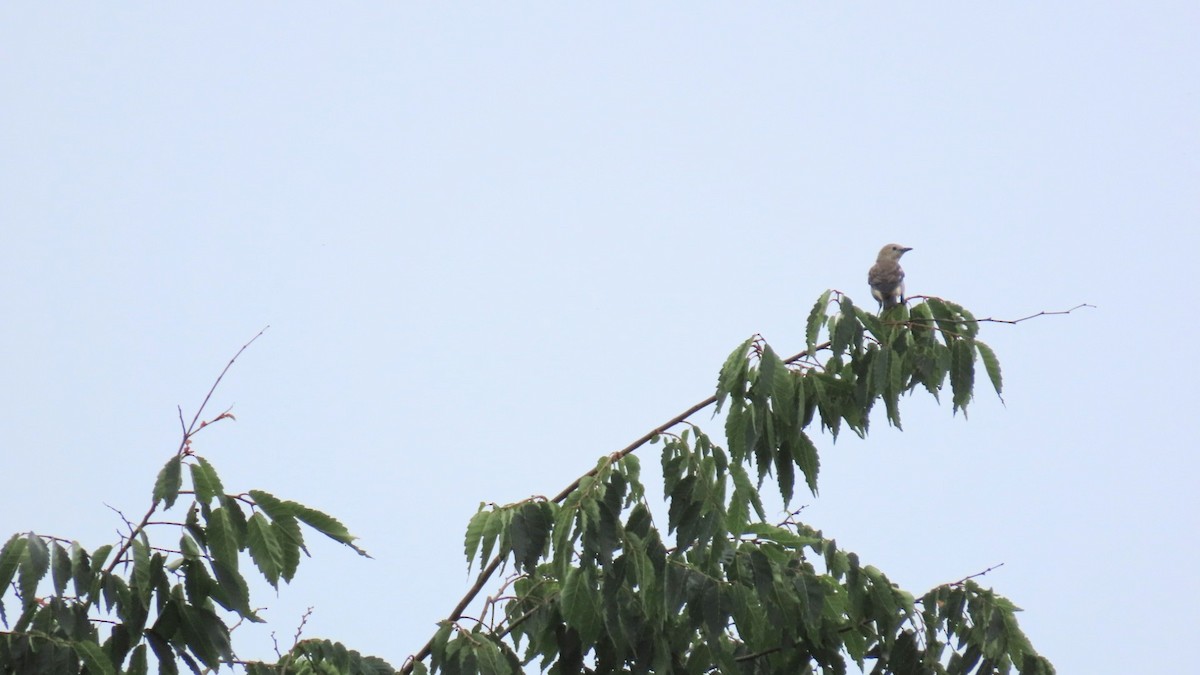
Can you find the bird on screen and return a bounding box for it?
[868,243,912,310]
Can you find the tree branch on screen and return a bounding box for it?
[401,302,1084,672]
[80,327,268,617]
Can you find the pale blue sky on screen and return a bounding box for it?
[1,4,1196,673]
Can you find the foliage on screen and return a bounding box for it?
[0,292,1056,674]
[434,292,1053,674]
[0,336,395,675]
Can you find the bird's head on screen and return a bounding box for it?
[877,243,912,262]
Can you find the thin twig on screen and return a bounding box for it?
[903,299,1094,325]
[184,328,268,443]
[946,562,1005,587]
[291,606,314,649]
[972,304,1094,324]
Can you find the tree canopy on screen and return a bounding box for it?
[0,292,1058,675]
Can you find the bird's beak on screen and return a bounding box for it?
[901,247,913,253]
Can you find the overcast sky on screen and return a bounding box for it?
[1,4,1196,673]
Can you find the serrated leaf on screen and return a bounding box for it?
[756,344,780,401]
[249,490,293,520]
[510,501,552,574]
[910,301,937,342]
[154,455,183,509]
[90,543,113,571]
[0,534,26,594]
[474,509,503,571]
[189,457,225,505]
[127,644,148,675]
[950,338,976,416]
[291,503,369,557]
[246,512,283,587]
[210,561,260,622]
[831,296,860,357]
[464,506,489,571]
[926,297,959,346]
[178,601,233,669]
[271,517,304,583]
[183,559,212,606]
[806,290,833,356]
[793,572,826,636]
[70,541,92,598]
[19,534,49,607]
[975,340,1004,400]
[205,506,239,571]
[131,536,151,601]
[791,430,820,496]
[146,629,179,675]
[560,566,602,645]
[715,337,754,413]
[50,542,70,597]
[773,440,795,505]
[179,533,202,561]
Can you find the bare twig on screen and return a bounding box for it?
[946,562,1005,587]
[902,298,1094,325]
[971,304,1094,324]
[292,606,314,649]
[183,329,268,443]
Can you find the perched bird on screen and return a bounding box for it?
[868,243,912,310]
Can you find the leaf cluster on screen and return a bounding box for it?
[434,293,1049,674]
[0,449,381,675]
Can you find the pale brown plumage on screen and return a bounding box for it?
[868,244,912,310]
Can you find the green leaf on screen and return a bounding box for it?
[806,290,832,357]
[49,542,70,597]
[715,337,753,413]
[793,572,826,636]
[791,431,820,496]
[209,561,261,622]
[829,296,857,357]
[248,490,294,520]
[246,512,283,588]
[70,541,91,598]
[560,566,602,646]
[189,456,225,505]
[510,501,553,574]
[127,644,148,675]
[181,602,234,670]
[19,534,49,607]
[183,559,213,606]
[756,344,781,403]
[773,438,796,505]
[743,523,822,549]
[73,639,116,675]
[910,301,937,343]
[272,517,305,582]
[154,455,183,509]
[291,503,369,557]
[855,306,886,342]
[131,536,151,601]
[146,629,179,675]
[205,506,240,572]
[464,506,488,571]
[950,338,976,416]
[0,533,27,593]
[975,340,1004,400]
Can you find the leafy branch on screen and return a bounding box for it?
[408,292,1074,675]
[0,327,385,675]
